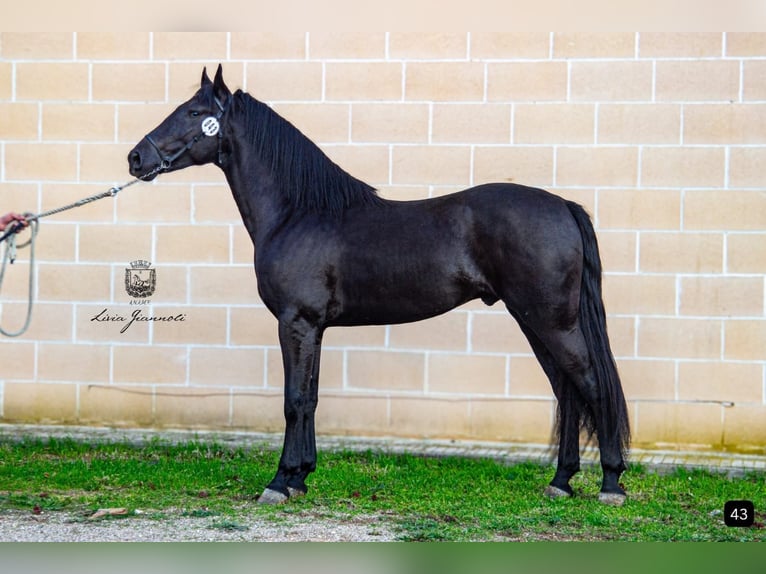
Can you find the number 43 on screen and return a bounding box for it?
[724,500,755,527]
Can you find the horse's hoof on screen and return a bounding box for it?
[286,486,306,499]
[544,485,572,499]
[257,488,289,505]
[598,491,627,506]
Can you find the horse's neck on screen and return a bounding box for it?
[221,148,291,247]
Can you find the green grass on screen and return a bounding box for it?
[0,437,763,541]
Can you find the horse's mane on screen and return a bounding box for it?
[233,90,383,216]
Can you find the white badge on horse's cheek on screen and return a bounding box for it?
[201,116,220,137]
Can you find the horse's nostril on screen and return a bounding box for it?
[129,150,142,171]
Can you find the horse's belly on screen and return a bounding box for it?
[332,266,488,326]
[330,299,463,327]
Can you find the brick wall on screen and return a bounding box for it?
[0,32,764,452]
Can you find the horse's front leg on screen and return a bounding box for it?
[258,316,323,505]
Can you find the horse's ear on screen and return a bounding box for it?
[213,63,231,102]
[201,67,212,88]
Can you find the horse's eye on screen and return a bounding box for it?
[190,110,201,117]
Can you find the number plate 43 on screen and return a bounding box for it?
[724,500,755,527]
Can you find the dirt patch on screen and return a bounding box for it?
[0,508,398,542]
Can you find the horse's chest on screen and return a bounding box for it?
[254,251,337,316]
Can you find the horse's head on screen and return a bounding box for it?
[128,64,232,180]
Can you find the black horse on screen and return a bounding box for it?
[129,66,630,506]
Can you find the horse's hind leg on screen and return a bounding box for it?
[534,326,627,505]
[516,322,582,498]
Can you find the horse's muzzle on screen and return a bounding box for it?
[127,142,160,181]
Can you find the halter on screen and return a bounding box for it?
[144,96,228,173]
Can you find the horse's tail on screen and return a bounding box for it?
[563,201,630,460]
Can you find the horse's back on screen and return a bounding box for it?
[455,182,584,267]
[458,182,575,227]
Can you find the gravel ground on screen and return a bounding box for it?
[0,508,398,542]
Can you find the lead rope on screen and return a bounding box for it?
[0,218,39,337]
[0,165,163,337]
